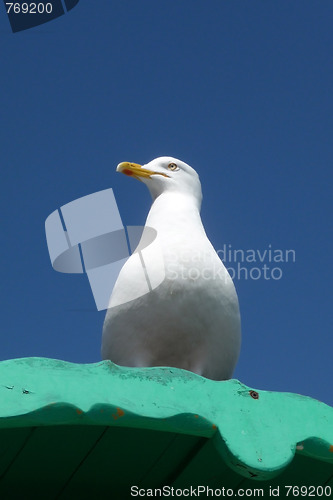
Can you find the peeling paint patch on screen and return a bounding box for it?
[76,409,83,415]
[329,445,333,453]
[112,407,125,420]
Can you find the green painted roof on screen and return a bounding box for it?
[0,358,332,497]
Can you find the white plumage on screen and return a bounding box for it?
[102,157,241,380]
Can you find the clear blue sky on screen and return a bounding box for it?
[1,1,332,405]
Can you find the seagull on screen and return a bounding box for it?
[102,157,241,380]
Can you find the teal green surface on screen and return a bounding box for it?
[0,357,332,484]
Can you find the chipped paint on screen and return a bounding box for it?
[112,407,125,420]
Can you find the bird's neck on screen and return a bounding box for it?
[145,191,204,235]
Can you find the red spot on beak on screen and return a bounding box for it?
[123,169,134,176]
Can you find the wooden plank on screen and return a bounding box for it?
[0,427,35,477]
[0,425,106,498]
[172,438,242,489]
[139,433,207,487]
[58,426,179,497]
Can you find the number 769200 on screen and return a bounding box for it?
[6,3,53,14]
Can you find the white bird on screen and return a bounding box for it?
[102,157,241,380]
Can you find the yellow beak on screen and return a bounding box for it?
[117,162,169,179]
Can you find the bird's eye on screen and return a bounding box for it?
[168,162,179,171]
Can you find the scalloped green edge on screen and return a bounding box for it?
[0,357,332,480]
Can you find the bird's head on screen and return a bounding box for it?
[116,157,202,205]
